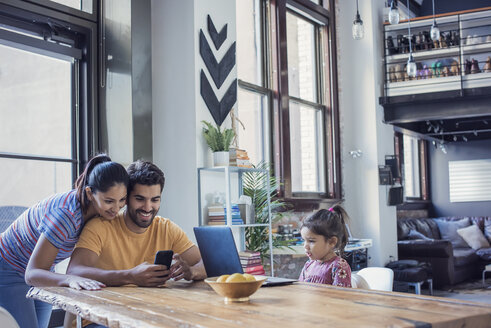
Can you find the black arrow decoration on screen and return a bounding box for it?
[207,15,227,50]
[200,70,237,127]
[199,30,236,89]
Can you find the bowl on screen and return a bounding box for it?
[205,276,267,303]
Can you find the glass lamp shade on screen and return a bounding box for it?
[352,20,364,40]
[430,22,440,41]
[407,55,417,78]
[388,7,400,25]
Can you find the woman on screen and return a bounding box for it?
[0,154,129,328]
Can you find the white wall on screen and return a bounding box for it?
[152,0,197,239]
[336,0,398,266]
[151,0,236,241]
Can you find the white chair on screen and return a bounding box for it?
[0,306,20,328]
[351,272,370,289]
[356,267,394,291]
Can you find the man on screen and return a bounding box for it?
[67,160,206,287]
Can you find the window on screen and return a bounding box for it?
[237,0,339,204]
[236,0,270,166]
[286,11,326,194]
[0,0,97,206]
[395,132,428,201]
[48,0,93,13]
[403,135,421,198]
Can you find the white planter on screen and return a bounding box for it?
[213,151,229,167]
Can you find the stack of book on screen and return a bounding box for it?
[229,148,252,168]
[239,250,265,275]
[225,204,244,225]
[207,204,243,225]
[207,205,225,225]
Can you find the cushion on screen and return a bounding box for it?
[393,266,428,283]
[457,224,490,250]
[407,229,432,240]
[415,220,433,238]
[476,247,491,261]
[397,220,410,240]
[435,218,471,248]
[453,248,479,266]
[485,218,491,243]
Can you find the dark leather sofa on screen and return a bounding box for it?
[397,217,491,288]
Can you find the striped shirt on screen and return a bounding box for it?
[0,190,83,273]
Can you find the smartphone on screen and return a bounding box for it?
[154,250,174,269]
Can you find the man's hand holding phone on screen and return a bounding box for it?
[154,250,173,269]
[127,250,174,287]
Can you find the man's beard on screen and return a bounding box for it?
[128,207,158,228]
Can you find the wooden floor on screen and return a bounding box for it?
[28,281,491,328]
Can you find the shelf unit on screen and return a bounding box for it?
[197,166,274,275]
[383,9,491,97]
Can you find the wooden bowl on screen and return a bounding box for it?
[205,276,267,303]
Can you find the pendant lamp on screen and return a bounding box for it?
[406,0,417,78]
[430,0,440,41]
[352,0,364,40]
[388,0,400,25]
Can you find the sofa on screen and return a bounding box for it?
[397,216,491,288]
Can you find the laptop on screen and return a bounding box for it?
[193,226,296,287]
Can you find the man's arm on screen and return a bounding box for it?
[67,248,170,287]
[170,245,207,281]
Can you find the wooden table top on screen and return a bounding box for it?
[27,281,491,328]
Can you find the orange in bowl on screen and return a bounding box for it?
[205,274,267,303]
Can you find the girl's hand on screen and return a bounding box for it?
[66,275,106,290]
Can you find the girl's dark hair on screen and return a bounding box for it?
[126,160,166,195]
[301,204,350,256]
[74,154,129,212]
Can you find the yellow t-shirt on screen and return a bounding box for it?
[75,213,194,270]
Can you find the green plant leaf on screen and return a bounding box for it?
[243,162,292,263]
[201,120,235,152]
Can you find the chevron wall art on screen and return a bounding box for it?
[200,15,237,127]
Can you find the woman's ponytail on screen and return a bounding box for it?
[75,154,112,212]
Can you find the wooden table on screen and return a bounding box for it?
[27,281,491,328]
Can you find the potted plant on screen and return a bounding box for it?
[201,120,235,167]
[243,162,292,266]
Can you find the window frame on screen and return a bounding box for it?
[0,0,98,179]
[236,0,273,166]
[271,0,340,207]
[23,0,97,22]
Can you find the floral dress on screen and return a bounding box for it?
[299,256,352,287]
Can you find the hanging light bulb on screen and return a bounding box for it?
[406,55,417,80]
[430,21,440,41]
[406,0,417,78]
[352,0,364,40]
[430,0,440,41]
[388,0,400,25]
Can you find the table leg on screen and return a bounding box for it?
[77,315,82,328]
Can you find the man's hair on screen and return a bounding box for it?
[127,160,165,194]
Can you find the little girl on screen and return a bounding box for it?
[299,205,352,287]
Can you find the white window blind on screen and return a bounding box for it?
[449,159,491,202]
